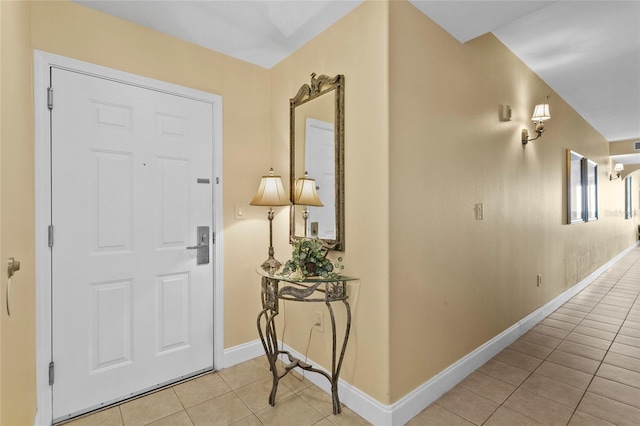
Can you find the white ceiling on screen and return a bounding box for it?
[74,0,640,145]
[74,0,363,70]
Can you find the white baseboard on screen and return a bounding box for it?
[277,344,394,425]
[222,243,638,425]
[223,340,266,368]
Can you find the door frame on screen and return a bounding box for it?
[33,50,224,425]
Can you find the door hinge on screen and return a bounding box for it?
[212,231,215,244]
[48,225,54,248]
[47,87,53,110]
[48,361,54,385]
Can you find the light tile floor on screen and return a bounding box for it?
[64,247,640,426]
[62,354,370,426]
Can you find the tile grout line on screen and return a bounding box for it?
[168,383,196,426]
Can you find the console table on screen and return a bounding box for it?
[256,268,356,415]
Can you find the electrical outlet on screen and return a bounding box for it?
[314,311,324,332]
[537,274,542,287]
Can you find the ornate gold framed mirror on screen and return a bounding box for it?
[289,73,345,250]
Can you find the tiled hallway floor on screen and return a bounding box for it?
[65,246,640,426]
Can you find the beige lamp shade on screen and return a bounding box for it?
[250,168,290,206]
[294,173,323,207]
[531,104,551,122]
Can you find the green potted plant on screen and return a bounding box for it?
[282,238,344,279]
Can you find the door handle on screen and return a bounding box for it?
[8,257,20,278]
[187,226,210,265]
[186,244,208,250]
[7,257,20,316]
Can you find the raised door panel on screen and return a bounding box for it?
[91,151,133,254]
[90,280,133,373]
[156,273,191,355]
[157,157,190,248]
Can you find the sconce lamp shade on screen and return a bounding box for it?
[522,103,551,145]
[250,168,290,207]
[294,172,323,207]
[610,162,625,180]
[531,104,551,122]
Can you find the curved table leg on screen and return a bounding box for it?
[326,299,351,414]
[257,307,280,406]
[257,277,281,407]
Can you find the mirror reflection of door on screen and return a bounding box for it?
[305,118,335,239]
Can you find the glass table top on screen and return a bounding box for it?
[256,267,357,283]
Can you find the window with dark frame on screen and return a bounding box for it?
[625,176,633,219]
[586,159,598,222]
[567,150,599,224]
[568,150,585,224]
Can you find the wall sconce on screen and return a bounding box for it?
[250,168,290,274]
[294,172,323,237]
[610,163,624,180]
[522,104,551,145]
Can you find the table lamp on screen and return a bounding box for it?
[250,168,290,273]
[294,172,323,237]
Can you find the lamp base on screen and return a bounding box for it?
[260,246,282,275]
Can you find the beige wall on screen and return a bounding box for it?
[270,0,391,402]
[1,2,36,424]
[387,0,638,400]
[609,138,639,155]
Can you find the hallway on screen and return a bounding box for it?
[64,246,640,425]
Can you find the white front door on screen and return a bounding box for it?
[51,68,214,421]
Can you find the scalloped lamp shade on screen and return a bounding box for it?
[531,104,551,122]
[294,174,323,207]
[250,169,289,207]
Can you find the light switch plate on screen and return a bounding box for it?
[235,203,246,220]
[499,104,512,122]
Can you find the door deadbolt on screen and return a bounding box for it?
[8,257,20,278]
